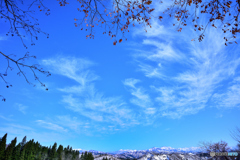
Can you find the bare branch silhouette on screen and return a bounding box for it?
[0,0,51,101]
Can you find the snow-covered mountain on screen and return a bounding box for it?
[75,147,206,159]
[109,147,203,154]
[150,146,202,153]
[110,147,204,159]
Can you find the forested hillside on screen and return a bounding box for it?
[0,133,93,160]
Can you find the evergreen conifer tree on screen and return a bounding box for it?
[49,142,57,160]
[19,146,25,160]
[28,151,34,160]
[33,141,41,159]
[23,141,29,160]
[4,137,16,160]
[75,150,80,159]
[36,153,41,160]
[84,151,88,160]
[86,152,94,160]
[28,139,35,160]
[81,152,84,160]
[12,143,21,160]
[20,136,26,149]
[23,139,35,160]
[66,145,70,155]
[41,146,48,160]
[0,133,7,159]
[72,150,76,159]
[48,145,52,157]
[57,144,63,160]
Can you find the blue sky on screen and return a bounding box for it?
[0,0,240,152]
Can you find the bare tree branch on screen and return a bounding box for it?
[0,51,50,89]
[163,0,240,45]
[230,127,240,145]
[73,0,157,44]
[199,140,231,160]
[0,0,52,101]
[0,0,50,48]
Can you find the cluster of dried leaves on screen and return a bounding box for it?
[71,0,240,45]
[71,0,157,45]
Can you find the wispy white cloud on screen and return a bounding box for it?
[15,103,28,114]
[132,20,167,38]
[123,78,140,88]
[0,123,67,144]
[0,115,13,121]
[130,11,240,119]
[0,123,34,139]
[62,94,136,127]
[40,115,93,135]
[211,76,240,108]
[145,108,156,115]
[42,56,138,132]
[123,78,156,124]
[55,115,84,132]
[137,62,165,79]
[5,123,33,131]
[42,56,98,85]
[142,39,182,61]
[123,78,152,108]
[58,84,96,97]
[35,120,68,132]
[129,88,152,108]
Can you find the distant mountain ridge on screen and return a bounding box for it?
[74,147,207,160]
[74,146,203,155]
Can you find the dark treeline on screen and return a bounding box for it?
[79,152,94,160]
[0,133,94,160]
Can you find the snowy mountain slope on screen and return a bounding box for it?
[86,153,210,160]
[76,146,203,155]
[94,155,121,160]
[76,147,208,160]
